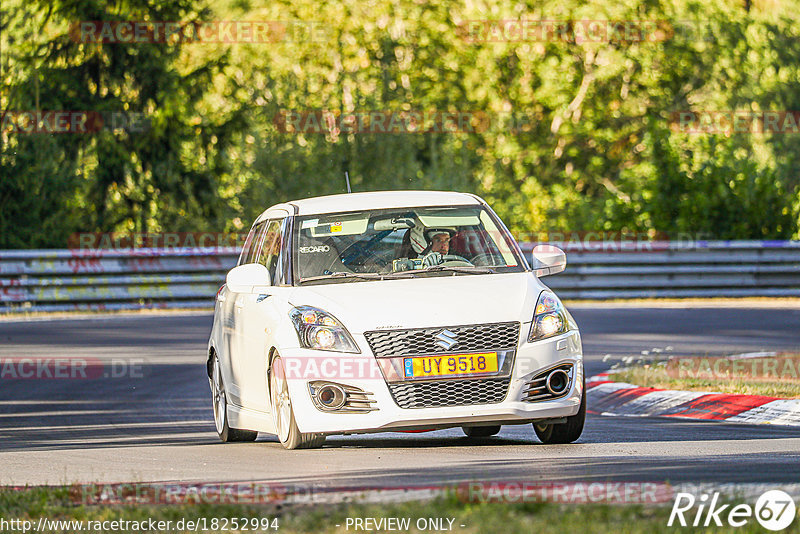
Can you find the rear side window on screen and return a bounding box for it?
[238,220,267,265]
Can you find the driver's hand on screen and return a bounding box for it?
[422,252,443,267]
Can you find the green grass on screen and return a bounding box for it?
[610,355,800,398]
[1,487,798,533]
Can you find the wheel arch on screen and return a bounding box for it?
[206,346,216,379]
[266,346,280,397]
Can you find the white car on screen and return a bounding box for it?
[207,191,584,449]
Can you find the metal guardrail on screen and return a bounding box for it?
[521,241,800,299]
[0,248,239,313]
[1,241,799,312]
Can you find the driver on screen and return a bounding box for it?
[424,230,451,265]
[409,226,455,267]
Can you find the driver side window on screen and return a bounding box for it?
[257,219,284,284]
[238,220,267,266]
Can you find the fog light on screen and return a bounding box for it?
[319,388,335,405]
[316,384,346,410]
[545,369,570,395]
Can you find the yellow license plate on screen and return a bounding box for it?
[404,353,498,378]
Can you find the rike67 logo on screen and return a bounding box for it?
[668,490,796,530]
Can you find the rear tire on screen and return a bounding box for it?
[533,381,586,444]
[462,425,501,438]
[269,354,325,450]
[210,354,258,443]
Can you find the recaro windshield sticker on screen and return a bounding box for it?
[299,245,331,253]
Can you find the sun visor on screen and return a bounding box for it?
[417,213,480,227]
[303,216,369,237]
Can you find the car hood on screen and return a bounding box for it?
[287,272,544,334]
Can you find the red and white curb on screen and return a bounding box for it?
[587,372,800,426]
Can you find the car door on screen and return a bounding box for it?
[236,214,290,413]
[228,219,268,406]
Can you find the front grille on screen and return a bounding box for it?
[388,377,510,409]
[365,322,519,358]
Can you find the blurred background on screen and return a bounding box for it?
[2,0,799,249]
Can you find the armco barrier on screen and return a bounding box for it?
[0,248,239,313]
[1,241,799,312]
[520,240,800,299]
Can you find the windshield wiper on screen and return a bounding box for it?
[300,272,384,283]
[380,271,419,279]
[420,265,497,275]
[300,267,495,283]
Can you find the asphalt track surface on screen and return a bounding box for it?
[1,305,799,487]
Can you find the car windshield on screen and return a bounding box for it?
[294,205,525,283]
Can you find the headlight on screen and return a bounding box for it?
[289,306,360,353]
[528,291,571,342]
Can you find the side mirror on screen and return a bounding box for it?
[532,245,566,277]
[226,263,271,293]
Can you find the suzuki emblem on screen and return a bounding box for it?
[435,329,458,350]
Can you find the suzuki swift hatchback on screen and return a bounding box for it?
[208,191,584,449]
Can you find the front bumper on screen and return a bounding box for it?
[282,328,583,435]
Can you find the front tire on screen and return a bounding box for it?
[533,381,586,444]
[269,354,325,450]
[210,354,258,443]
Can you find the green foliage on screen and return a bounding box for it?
[1,0,799,247]
[649,127,795,238]
[1,0,238,244]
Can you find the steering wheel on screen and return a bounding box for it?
[439,254,473,266]
[468,253,502,267]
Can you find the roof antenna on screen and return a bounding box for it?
[345,171,352,193]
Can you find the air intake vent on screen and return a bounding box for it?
[388,377,510,409]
